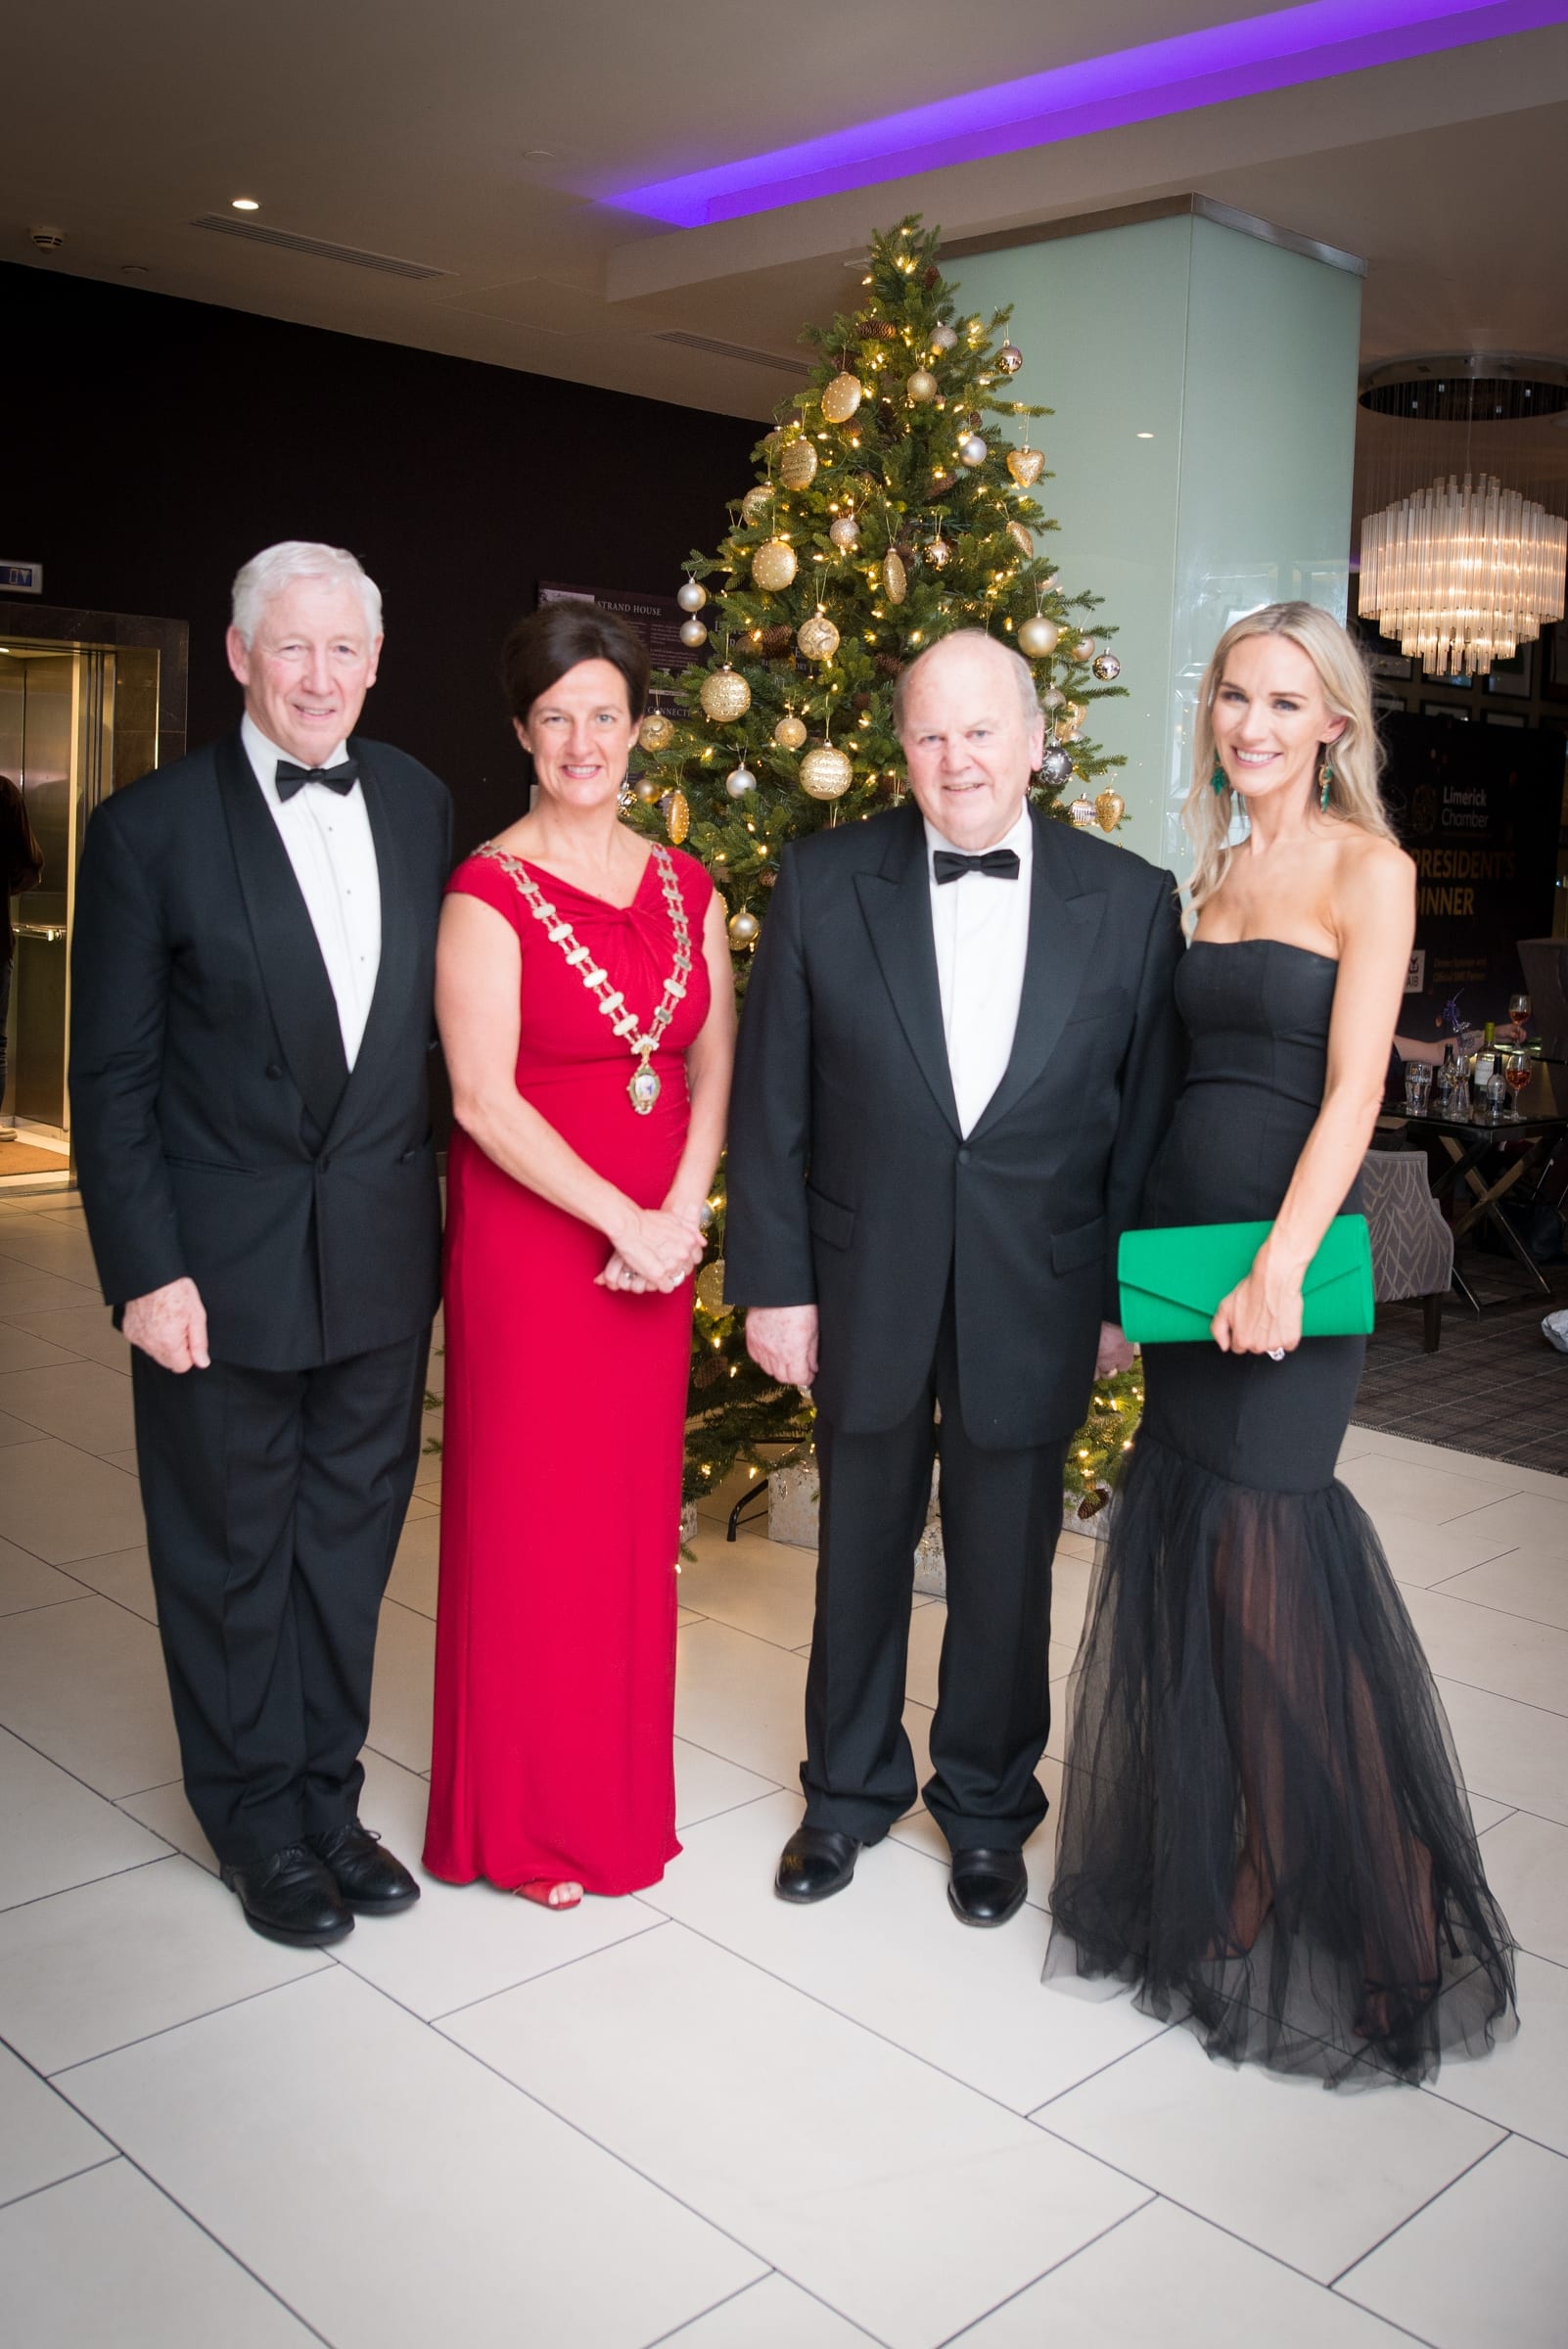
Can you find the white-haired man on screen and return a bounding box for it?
[726,629,1183,1924]
[70,542,451,1947]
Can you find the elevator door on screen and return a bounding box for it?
[0,637,158,1139]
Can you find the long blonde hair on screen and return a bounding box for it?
[1185,602,1395,918]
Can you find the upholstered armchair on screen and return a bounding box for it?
[1360,1147,1455,1352]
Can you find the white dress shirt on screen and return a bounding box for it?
[924,805,1034,1137]
[241,714,382,1070]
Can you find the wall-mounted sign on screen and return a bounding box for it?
[537,582,701,673]
[0,560,42,595]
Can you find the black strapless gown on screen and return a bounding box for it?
[1047,941,1517,2086]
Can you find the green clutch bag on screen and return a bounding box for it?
[1117,1215,1374,1345]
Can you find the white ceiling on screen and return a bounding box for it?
[6,1,1568,429]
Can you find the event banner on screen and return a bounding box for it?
[1381,712,1560,1037]
[536,582,698,673]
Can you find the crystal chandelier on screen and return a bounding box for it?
[1359,472,1567,678]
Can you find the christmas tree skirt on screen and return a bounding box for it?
[766,1451,1108,1600]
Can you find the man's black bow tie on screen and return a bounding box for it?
[933,847,1021,885]
[275,757,359,802]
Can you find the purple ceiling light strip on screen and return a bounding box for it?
[606,0,1568,226]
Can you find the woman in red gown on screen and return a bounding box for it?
[423,604,733,1907]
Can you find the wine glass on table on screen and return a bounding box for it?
[1502,1050,1534,1119]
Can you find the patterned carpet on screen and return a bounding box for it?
[1354,1253,1568,1474]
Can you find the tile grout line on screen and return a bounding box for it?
[0,1849,174,1918]
[1327,2129,1514,2298]
[45,1946,337,2081]
[418,1911,674,2026]
[931,2193,1156,2345]
[0,2151,120,2219]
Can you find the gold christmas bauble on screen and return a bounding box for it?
[661,788,690,845]
[1007,446,1045,488]
[1007,522,1035,557]
[925,533,951,571]
[882,549,907,604]
[633,776,661,804]
[695,1259,727,1313]
[751,537,798,592]
[726,909,761,950]
[995,342,1024,375]
[1095,789,1126,832]
[772,713,807,750]
[779,438,818,490]
[906,369,938,403]
[1091,652,1122,683]
[1072,635,1097,662]
[1068,795,1096,828]
[797,610,841,663]
[700,667,752,722]
[676,579,708,613]
[930,322,957,352]
[637,712,673,752]
[741,485,773,526]
[828,516,859,551]
[1017,615,1060,659]
[678,616,709,649]
[799,744,853,800]
[820,370,863,424]
[958,433,988,468]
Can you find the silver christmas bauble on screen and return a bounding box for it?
[925,533,951,571]
[1072,635,1097,662]
[1068,794,1095,828]
[676,579,708,612]
[727,909,761,949]
[829,516,859,551]
[1017,615,1060,659]
[995,343,1023,375]
[906,369,938,403]
[678,617,709,649]
[1038,744,1075,787]
[930,322,958,351]
[1042,686,1066,710]
[958,434,989,468]
[1091,652,1122,682]
[724,763,757,799]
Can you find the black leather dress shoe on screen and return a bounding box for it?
[307,1820,421,1913]
[221,1845,354,1947]
[948,1847,1029,1928]
[775,1826,860,1904]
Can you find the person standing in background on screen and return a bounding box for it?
[0,769,44,1139]
[70,541,451,1949]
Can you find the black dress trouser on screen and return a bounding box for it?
[130,1333,429,1868]
[803,1282,1067,1852]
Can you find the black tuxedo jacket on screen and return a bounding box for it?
[724,800,1184,1449]
[69,730,452,1370]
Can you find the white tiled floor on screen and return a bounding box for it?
[0,1187,1565,2347]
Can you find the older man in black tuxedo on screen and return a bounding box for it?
[725,630,1183,1926]
[70,541,451,1947]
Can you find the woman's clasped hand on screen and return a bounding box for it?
[597,1200,709,1293]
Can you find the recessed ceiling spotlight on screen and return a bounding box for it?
[231,197,260,211]
[1136,431,1154,439]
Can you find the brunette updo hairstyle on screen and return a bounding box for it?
[499,603,650,729]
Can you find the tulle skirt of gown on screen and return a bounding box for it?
[1046,941,1517,2086]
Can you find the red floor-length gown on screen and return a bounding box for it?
[423,842,713,1893]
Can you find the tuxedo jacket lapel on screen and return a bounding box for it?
[853,801,961,1137]
[969,807,1105,1141]
[216,731,348,1139]
[326,741,417,1143]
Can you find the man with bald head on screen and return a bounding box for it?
[725,630,1182,1924]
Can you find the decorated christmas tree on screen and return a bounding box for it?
[630,216,1140,1520]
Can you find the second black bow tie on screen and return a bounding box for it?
[933,848,1021,885]
[275,757,360,802]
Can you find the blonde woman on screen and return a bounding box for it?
[1046,603,1516,2084]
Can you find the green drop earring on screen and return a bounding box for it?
[1317,750,1334,813]
[1210,758,1227,796]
